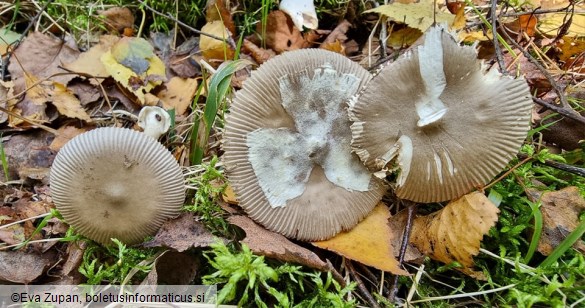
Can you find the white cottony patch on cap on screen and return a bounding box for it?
[416,26,448,127]
[246,65,371,208]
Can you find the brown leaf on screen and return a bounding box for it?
[200,21,235,61]
[206,0,236,35]
[0,250,52,283]
[143,213,220,252]
[3,131,55,181]
[63,35,120,85]
[242,39,276,65]
[411,192,498,274]
[505,15,538,37]
[322,20,351,45]
[158,77,199,115]
[25,75,91,122]
[60,241,87,277]
[222,184,239,205]
[320,40,345,55]
[50,125,87,151]
[387,208,424,262]
[0,80,15,124]
[228,215,332,272]
[313,203,409,275]
[8,32,79,94]
[98,7,135,34]
[528,187,585,255]
[142,251,199,285]
[259,10,309,54]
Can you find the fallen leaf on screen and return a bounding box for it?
[410,192,499,273]
[388,27,423,48]
[505,15,538,37]
[528,187,585,255]
[242,39,276,65]
[60,241,87,277]
[387,208,424,262]
[101,37,166,104]
[539,12,585,37]
[142,251,199,285]
[63,35,120,85]
[365,0,455,33]
[259,10,309,54]
[228,215,333,272]
[98,7,135,34]
[0,206,26,245]
[3,131,55,181]
[320,40,345,54]
[158,77,199,115]
[451,4,467,30]
[0,80,16,124]
[24,75,91,122]
[322,20,351,45]
[222,184,239,205]
[556,36,585,62]
[0,28,20,55]
[8,32,79,94]
[206,0,236,35]
[50,125,87,151]
[200,20,235,61]
[0,250,52,283]
[313,203,409,275]
[143,213,220,252]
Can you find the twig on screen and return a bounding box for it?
[137,0,237,50]
[490,0,507,74]
[388,202,416,303]
[533,97,585,125]
[517,153,585,178]
[346,260,381,308]
[499,23,573,111]
[502,6,584,17]
[355,262,391,296]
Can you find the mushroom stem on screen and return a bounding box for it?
[416,26,448,127]
[376,135,413,186]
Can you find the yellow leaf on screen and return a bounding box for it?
[51,83,91,121]
[411,192,499,270]
[158,77,199,115]
[313,203,409,275]
[101,50,166,105]
[364,0,455,32]
[200,21,234,61]
[62,35,120,85]
[539,12,585,37]
[388,27,422,48]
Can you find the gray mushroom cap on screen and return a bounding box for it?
[224,49,386,241]
[50,127,185,245]
[349,25,533,203]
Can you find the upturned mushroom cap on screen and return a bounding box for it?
[349,25,532,203]
[50,127,185,245]
[224,49,386,241]
[138,106,171,140]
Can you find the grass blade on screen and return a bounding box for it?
[190,59,252,165]
[539,218,585,268]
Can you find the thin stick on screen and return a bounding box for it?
[0,213,50,230]
[533,97,585,125]
[346,260,381,308]
[517,153,585,177]
[388,202,416,302]
[491,0,507,74]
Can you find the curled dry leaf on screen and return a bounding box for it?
[313,203,409,275]
[411,192,499,274]
[143,213,220,252]
[259,10,309,54]
[527,186,585,255]
[228,215,333,273]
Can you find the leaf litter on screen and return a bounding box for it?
[0,0,584,305]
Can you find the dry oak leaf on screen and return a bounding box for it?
[313,203,409,275]
[63,35,120,86]
[228,215,333,272]
[8,32,79,94]
[158,77,199,115]
[528,186,585,255]
[259,10,310,54]
[200,20,235,61]
[411,192,499,272]
[25,75,91,122]
[50,125,87,151]
[143,213,220,252]
[365,0,455,33]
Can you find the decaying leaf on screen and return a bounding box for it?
[143,213,220,252]
[365,0,455,33]
[98,7,135,34]
[206,0,236,35]
[539,12,585,37]
[142,251,199,285]
[63,35,120,85]
[0,28,20,55]
[101,37,166,104]
[158,77,199,115]
[411,192,499,273]
[50,126,87,151]
[388,27,422,48]
[259,10,309,53]
[528,186,585,255]
[24,75,91,122]
[228,215,333,272]
[200,20,235,61]
[313,203,409,275]
[0,250,53,283]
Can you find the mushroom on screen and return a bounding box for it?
[349,25,533,203]
[224,49,386,241]
[50,127,185,245]
[279,0,318,31]
[137,106,171,139]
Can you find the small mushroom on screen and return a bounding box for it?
[349,25,533,203]
[224,49,386,241]
[138,106,171,139]
[50,127,185,245]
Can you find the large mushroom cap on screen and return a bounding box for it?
[349,25,532,203]
[50,127,185,245]
[224,49,386,241]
